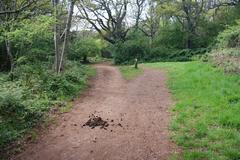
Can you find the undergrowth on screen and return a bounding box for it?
[0,61,95,152]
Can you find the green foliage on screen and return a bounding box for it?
[209,48,240,73]
[112,21,211,64]
[69,37,101,62]
[145,47,174,62]
[113,31,150,64]
[0,0,99,154]
[7,16,54,44]
[0,62,95,149]
[113,41,208,64]
[215,19,240,48]
[153,23,186,49]
[145,61,240,160]
[5,15,54,62]
[141,1,240,64]
[0,91,26,120]
[209,19,240,73]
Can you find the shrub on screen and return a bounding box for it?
[216,19,240,48]
[6,15,54,63]
[0,91,26,121]
[112,29,208,64]
[113,44,209,64]
[113,40,150,64]
[145,48,208,62]
[153,23,186,49]
[0,62,95,148]
[145,46,171,61]
[101,47,112,58]
[0,90,46,147]
[69,37,100,63]
[209,19,240,73]
[209,48,240,73]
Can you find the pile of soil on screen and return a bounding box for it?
[83,114,109,129]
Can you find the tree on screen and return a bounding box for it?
[181,0,204,49]
[158,0,206,49]
[134,0,146,29]
[76,0,147,44]
[0,0,37,15]
[52,0,76,73]
[52,0,60,73]
[70,37,100,63]
[76,0,129,44]
[139,0,159,46]
[206,0,240,9]
[156,0,240,49]
[59,0,75,73]
[0,0,40,77]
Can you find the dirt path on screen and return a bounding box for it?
[13,64,179,160]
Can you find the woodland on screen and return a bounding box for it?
[1,0,240,159]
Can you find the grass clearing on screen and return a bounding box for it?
[145,61,240,160]
[119,66,144,80]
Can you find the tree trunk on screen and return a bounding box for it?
[186,17,194,49]
[53,21,60,73]
[52,0,61,73]
[83,55,88,63]
[58,0,75,73]
[5,39,14,80]
[186,35,193,49]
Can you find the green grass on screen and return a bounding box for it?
[145,61,240,160]
[119,66,144,80]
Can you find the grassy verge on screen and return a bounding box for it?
[119,66,144,80]
[0,61,96,156]
[145,61,240,160]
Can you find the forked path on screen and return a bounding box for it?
[14,64,179,160]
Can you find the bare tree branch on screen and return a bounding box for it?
[0,0,38,15]
[76,0,130,44]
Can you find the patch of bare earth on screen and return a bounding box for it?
[12,64,179,160]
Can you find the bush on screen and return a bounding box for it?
[145,46,171,61]
[0,62,95,148]
[101,47,112,58]
[0,90,46,147]
[209,19,240,73]
[112,29,208,64]
[209,48,240,73]
[0,91,26,121]
[113,43,208,64]
[69,37,101,62]
[216,19,240,48]
[169,49,197,61]
[113,40,150,64]
[6,16,54,63]
[153,23,186,49]
[145,48,209,62]
[113,31,150,64]
[112,30,149,64]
